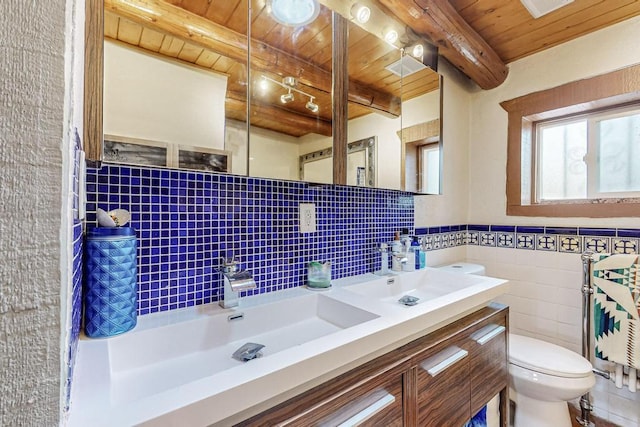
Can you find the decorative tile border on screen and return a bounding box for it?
[415,225,640,255]
[86,164,414,316]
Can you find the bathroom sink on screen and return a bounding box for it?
[106,291,379,403]
[342,268,486,305]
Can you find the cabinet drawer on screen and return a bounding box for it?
[415,335,471,427]
[238,362,405,427]
[468,316,508,414]
[288,373,404,427]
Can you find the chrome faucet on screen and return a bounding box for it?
[375,242,391,275]
[219,256,256,309]
[391,252,408,272]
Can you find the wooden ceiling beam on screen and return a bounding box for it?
[226,92,333,137]
[379,0,509,90]
[105,0,401,116]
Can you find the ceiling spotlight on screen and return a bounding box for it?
[411,44,424,59]
[282,76,297,87]
[384,29,398,45]
[350,3,371,24]
[259,77,269,92]
[306,97,319,113]
[280,90,294,104]
[261,74,319,112]
[268,0,321,27]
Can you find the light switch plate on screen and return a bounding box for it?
[299,203,316,233]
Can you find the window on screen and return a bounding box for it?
[536,105,640,201]
[420,143,440,194]
[501,63,640,217]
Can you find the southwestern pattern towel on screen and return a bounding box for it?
[593,254,640,369]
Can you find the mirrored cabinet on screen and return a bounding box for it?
[85,0,442,194]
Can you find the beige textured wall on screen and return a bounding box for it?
[414,59,474,227]
[0,1,67,424]
[467,15,640,228]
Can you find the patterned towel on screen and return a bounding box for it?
[593,254,640,369]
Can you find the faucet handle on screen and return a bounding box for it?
[220,255,240,274]
[376,242,389,253]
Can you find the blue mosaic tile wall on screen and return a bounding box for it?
[86,164,414,315]
[415,224,640,254]
[65,132,84,412]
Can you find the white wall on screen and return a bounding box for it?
[225,119,249,175]
[467,15,640,228]
[402,88,440,127]
[415,60,474,228]
[420,16,640,425]
[347,112,402,189]
[104,41,227,149]
[0,0,79,424]
[249,127,301,181]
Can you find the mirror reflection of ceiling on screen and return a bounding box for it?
[103,0,440,138]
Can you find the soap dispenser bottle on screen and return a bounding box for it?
[411,236,422,270]
[418,237,426,269]
[403,236,415,272]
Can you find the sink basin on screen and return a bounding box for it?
[106,292,378,403]
[342,268,486,305]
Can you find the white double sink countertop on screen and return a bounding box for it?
[69,267,509,426]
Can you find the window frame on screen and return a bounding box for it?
[500,63,640,218]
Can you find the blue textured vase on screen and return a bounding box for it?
[84,227,137,338]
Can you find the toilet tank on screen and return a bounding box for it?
[437,262,486,276]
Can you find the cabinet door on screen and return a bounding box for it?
[468,316,508,415]
[415,336,471,427]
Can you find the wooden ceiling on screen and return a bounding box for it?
[103,0,640,138]
[449,0,640,63]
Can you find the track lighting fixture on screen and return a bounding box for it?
[260,75,320,113]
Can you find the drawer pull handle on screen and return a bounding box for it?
[472,324,506,345]
[335,392,395,427]
[420,346,468,377]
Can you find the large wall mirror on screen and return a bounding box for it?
[87,0,442,194]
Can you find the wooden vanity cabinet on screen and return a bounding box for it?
[237,350,408,426]
[237,304,508,427]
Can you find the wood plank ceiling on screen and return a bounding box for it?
[449,0,640,63]
[104,0,640,137]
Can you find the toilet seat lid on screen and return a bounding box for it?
[509,334,592,378]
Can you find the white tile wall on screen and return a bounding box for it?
[465,246,640,425]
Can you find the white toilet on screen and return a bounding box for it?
[509,334,595,427]
[438,262,596,427]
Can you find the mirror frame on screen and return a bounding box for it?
[299,136,377,186]
[84,0,104,163]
